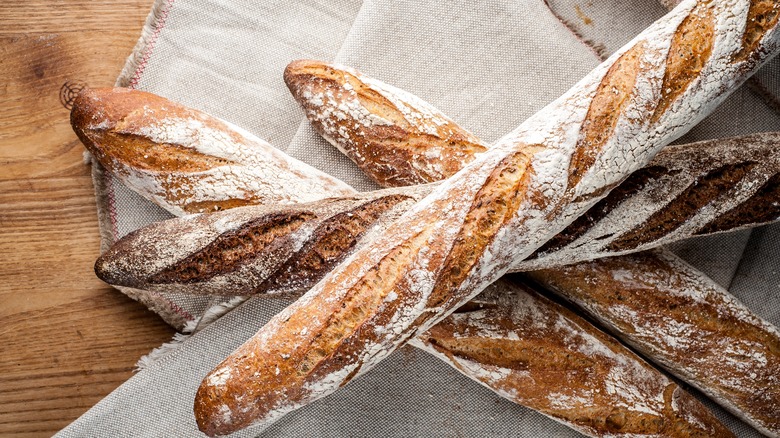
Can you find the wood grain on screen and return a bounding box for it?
[0,1,175,436]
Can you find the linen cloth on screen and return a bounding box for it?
[60,0,780,436]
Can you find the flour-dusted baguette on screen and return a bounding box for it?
[97,185,429,296]
[413,280,735,438]
[195,2,780,434]
[283,60,487,187]
[290,60,780,436]
[70,87,354,216]
[527,250,780,437]
[96,132,780,297]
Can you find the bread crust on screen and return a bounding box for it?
[194,2,780,434]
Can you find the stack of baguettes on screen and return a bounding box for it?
[69,0,780,436]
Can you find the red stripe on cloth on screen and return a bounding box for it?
[129,0,177,89]
[112,0,196,324]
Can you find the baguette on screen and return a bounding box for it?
[97,185,428,297]
[195,2,780,434]
[527,251,780,437]
[413,280,735,438]
[71,87,354,216]
[289,60,780,436]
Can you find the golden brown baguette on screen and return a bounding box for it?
[527,250,780,437]
[195,2,780,434]
[288,60,780,436]
[96,133,780,296]
[413,280,735,438]
[283,59,487,187]
[71,87,354,215]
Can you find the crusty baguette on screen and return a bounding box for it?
[97,185,429,296]
[413,280,735,438]
[527,250,780,437]
[194,2,780,434]
[283,59,487,187]
[96,132,780,296]
[290,60,780,436]
[71,87,354,216]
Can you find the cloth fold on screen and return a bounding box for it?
[62,0,780,436]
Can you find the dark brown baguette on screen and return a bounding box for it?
[527,250,780,437]
[96,133,780,296]
[195,3,780,434]
[71,87,354,216]
[413,279,735,438]
[96,185,429,296]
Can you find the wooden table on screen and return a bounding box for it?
[0,2,176,436]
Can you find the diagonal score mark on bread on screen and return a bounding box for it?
[651,1,716,123]
[606,161,759,251]
[697,172,780,234]
[733,0,780,63]
[420,150,539,317]
[254,193,415,295]
[569,43,645,191]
